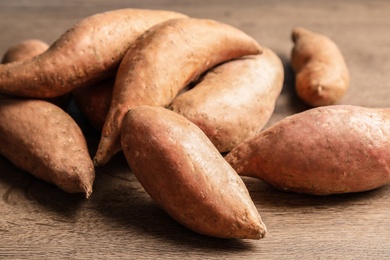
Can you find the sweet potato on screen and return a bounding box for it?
[0,9,187,98]
[291,27,349,107]
[169,48,283,152]
[0,98,95,197]
[1,39,70,109]
[94,18,262,166]
[1,39,49,64]
[121,106,266,239]
[72,78,114,130]
[225,105,390,195]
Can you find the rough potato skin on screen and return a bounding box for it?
[0,99,95,197]
[225,105,390,195]
[0,9,188,98]
[72,78,113,130]
[1,39,49,64]
[95,17,262,166]
[291,27,350,107]
[169,48,283,152]
[121,106,266,239]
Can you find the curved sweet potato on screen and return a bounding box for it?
[169,48,283,152]
[0,9,187,98]
[94,18,262,166]
[121,106,266,239]
[0,98,95,197]
[225,105,390,195]
[291,27,349,107]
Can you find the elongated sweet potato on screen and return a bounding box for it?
[72,78,114,130]
[0,98,95,197]
[291,27,349,107]
[121,106,266,239]
[0,9,187,98]
[169,48,283,152]
[94,18,262,166]
[225,105,390,195]
[1,39,70,109]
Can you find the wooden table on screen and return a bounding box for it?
[1,1,389,259]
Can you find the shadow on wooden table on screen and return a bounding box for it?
[243,175,388,209]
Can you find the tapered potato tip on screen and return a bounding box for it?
[82,179,93,199]
[227,218,267,240]
[84,187,92,199]
[252,220,267,239]
[291,27,311,42]
[57,164,95,198]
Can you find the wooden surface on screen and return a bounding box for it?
[1,0,390,259]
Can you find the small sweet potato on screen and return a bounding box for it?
[1,39,49,64]
[0,98,95,197]
[0,9,187,98]
[225,105,390,195]
[291,27,349,107]
[121,106,266,239]
[94,17,262,166]
[169,47,283,152]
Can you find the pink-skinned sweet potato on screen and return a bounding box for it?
[121,106,266,239]
[0,9,187,98]
[94,17,262,166]
[0,98,95,197]
[225,105,390,195]
[169,47,283,152]
[291,27,350,107]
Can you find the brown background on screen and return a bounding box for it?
[1,0,390,259]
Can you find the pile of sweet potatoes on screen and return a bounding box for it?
[1,8,389,240]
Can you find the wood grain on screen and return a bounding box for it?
[1,0,390,259]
